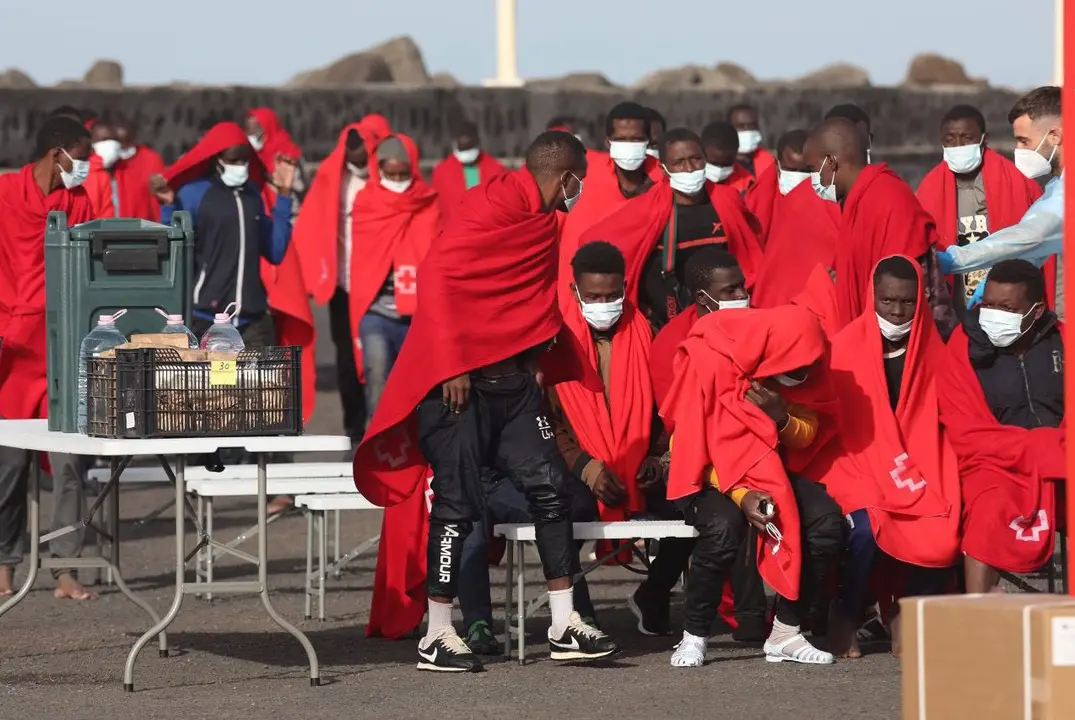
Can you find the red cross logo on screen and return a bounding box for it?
[373,428,412,469]
[1010,510,1050,542]
[395,265,417,295]
[890,453,926,493]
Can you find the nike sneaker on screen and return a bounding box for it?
[548,612,618,661]
[416,627,484,673]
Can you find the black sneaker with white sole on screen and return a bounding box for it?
[548,612,618,661]
[628,586,671,636]
[416,629,485,673]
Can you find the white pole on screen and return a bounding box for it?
[484,0,523,87]
[1056,0,1064,85]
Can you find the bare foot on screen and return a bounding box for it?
[54,573,98,601]
[827,604,863,659]
[0,565,13,597]
[267,495,293,516]
[890,614,902,658]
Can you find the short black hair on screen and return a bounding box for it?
[546,115,576,130]
[685,246,740,294]
[825,103,872,132]
[873,256,919,285]
[660,127,705,163]
[726,103,757,120]
[941,104,986,134]
[34,116,90,157]
[1008,86,1061,124]
[572,241,626,280]
[776,129,808,156]
[48,105,83,121]
[605,102,650,138]
[453,120,479,138]
[525,130,586,178]
[645,107,666,134]
[987,259,1046,304]
[345,129,363,150]
[700,121,738,152]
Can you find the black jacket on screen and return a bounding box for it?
[965,308,1064,430]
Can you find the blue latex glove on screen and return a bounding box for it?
[936,248,955,276]
[966,274,988,309]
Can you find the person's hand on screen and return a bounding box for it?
[590,467,627,507]
[740,490,775,532]
[441,374,471,414]
[936,248,955,277]
[636,456,666,492]
[150,174,175,205]
[272,155,297,196]
[745,381,788,426]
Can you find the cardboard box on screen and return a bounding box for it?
[901,594,1075,720]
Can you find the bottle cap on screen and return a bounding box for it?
[166,314,184,324]
[214,313,231,323]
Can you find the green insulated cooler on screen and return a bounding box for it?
[45,211,194,433]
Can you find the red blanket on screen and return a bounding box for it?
[352,170,601,506]
[581,180,764,305]
[0,165,94,420]
[753,182,841,308]
[292,116,392,305]
[431,152,505,221]
[744,164,779,245]
[661,306,831,600]
[804,258,961,568]
[940,328,1065,572]
[367,468,434,638]
[247,108,302,168]
[555,298,653,519]
[164,122,267,190]
[84,159,116,219]
[116,146,165,221]
[746,148,776,178]
[557,151,664,301]
[727,164,755,194]
[833,164,939,330]
[650,305,698,422]
[349,135,441,381]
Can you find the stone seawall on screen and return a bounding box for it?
[0,85,1025,168]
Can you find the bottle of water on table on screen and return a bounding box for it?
[155,308,199,349]
[78,309,128,433]
[198,302,246,353]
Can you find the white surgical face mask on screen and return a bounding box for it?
[382,177,413,194]
[118,145,137,161]
[737,129,763,155]
[979,304,1039,347]
[704,163,734,184]
[576,289,624,331]
[453,145,480,165]
[943,140,984,175]
[218,161,249,188]
[608,141,648,171]
[59,150,90,189]
[810,157,837,203]
[346,162,369,178]
[562,174,583,212]
[93,139,122,169]
[778,167,811,195]
[646,147,660,159]
[248,134,265,151]
[701,290,750,312]
[664,166,706,195]
[1014,134,1057,180]
[775,372,807,387]
[876,313,913,342]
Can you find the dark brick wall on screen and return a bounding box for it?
[0,85,1024,171]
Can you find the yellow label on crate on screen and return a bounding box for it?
[209,359,238,387]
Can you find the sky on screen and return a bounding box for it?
[0,0,1057,89]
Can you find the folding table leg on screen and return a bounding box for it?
[504,540,514,658]
[304,510,314,620]
[318,510,327,621]
[206,496,214,602]
[195,494,204,597]
[333,509,341,578]
[516,541,525,665]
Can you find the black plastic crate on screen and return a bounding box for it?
[86,346,303,438]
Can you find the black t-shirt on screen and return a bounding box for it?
[640,197,727,330]
[882,348,907,411]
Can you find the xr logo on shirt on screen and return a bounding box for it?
[890,453,926,493]
[1010,509,1050,542]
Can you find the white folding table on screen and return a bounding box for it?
[0,419,349,691]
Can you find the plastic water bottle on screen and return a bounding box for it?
[156,308,198,349]
[199,302,246,353]
[78,309,128,433]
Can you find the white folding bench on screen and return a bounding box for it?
[494,520,699,663]
[294,493,381,621]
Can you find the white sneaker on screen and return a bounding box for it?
[670,631,707,667]
[763,632,834,665]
